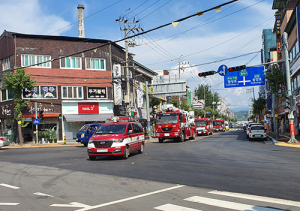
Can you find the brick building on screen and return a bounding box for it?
[0,30,155,142]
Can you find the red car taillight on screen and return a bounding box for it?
[264,129,267,133]
[0,137,4,141]
[249,129,252,133]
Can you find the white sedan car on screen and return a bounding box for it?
[248,125,267,141]
[0,137,10,148]
[246,123,262,138]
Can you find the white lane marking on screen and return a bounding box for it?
[33,192,54,198]
[0,203,19,206]
[0,183,20,189]
[209,190,300,207]
[185,196,282,211]
[75,185,185,211]
[51,202,92,209]
[154,203,201,211]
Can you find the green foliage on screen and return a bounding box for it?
[150,97,161,115]
[222,115,229,121]
[180,98,190,111]
[194,109,204,118]
[3,68,36,127]
[265,65,286,96]
[252,98,267,115]
[205,106,214,118]
[194,84,219,108]
[168,97,179,108]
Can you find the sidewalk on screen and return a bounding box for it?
[267,131,300,148]
[1,140,82,149]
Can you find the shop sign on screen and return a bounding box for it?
[87,87,107,99]
[278,84,284,101]
[78,102,99,114]
[278,104,285,115]
[1,105,12,116]
[23,86,57,98]
[137,84,143,108]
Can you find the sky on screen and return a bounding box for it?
[0,0,275,112]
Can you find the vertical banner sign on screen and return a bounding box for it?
[297,7,300,51]
[290,121,295,136]
[137,84,143,108]
[113,64,122,105]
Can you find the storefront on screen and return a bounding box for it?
[62,101,114,140]
[0,101,15,142]
[22,100,62,142]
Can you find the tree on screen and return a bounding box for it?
[168,97,179,108]
[265,65,286,139]
[3,68,36,145]
[149,97,161,115]
[252,98,267,121]
[194,84,220,108]
[180,98,190,111]
[194,109,204,118]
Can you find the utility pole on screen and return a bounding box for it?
[283,32,297,143]
[204,85,206,118]
[178,55,183,108]
[115,8,141,115]
[212,91,215,120]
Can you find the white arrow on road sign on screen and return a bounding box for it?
[50,202,92,209]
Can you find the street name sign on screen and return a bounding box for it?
[33,119,40,125]
[224,66,265,88]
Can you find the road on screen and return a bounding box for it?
[0,127,300,210]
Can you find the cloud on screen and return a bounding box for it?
[0,0,70,35]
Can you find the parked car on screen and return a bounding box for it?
[246,123,262,138]
[76,123,102,147]
[0,136,10,148]
[87,117,145,160]
[248,125,267,141]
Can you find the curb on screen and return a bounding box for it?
[267,135,278,145]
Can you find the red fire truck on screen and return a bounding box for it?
[213,119,225,132]
[194,118,213,136]
[155,105,196,143]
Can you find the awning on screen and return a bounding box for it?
[64,113,114,122]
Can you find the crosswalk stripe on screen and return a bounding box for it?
[0,203,19,206]
[0,183,20,189]
[185,196,282,211]
[209,190,300,207]
[154,203,201,211]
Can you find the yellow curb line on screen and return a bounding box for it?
[276,142,300,148]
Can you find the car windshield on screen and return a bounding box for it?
[195,120,206,127]
[213,121,223,125]
[78,124,89,132]
[95,124,127,134]
[156,114,178,124]
[225,124,228,126]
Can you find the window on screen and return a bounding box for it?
[85,58,105,70]
[297,75,300,89]
[294,78,297,90]
[1,89,13,101]
[60,57,81,69]
[62,86,83,99]
[23,86,57,99]
[132,123,143,133]
[2,57,10,71]
[21,54,51,68]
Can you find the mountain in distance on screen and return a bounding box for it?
[234,110,249,121]
[231,107,250,112]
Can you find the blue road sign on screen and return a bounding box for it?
[206,112,211,114]
[218,65,228,76]
[33,118,40,125]
[224,66,265,88]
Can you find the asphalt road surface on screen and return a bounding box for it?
[0,127,300,211]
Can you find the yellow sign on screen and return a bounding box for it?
[275,114,278,117]
[18,121,21,124]
[142,83,153,94]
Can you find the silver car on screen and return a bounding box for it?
[0,137,10,147]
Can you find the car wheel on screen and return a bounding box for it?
[179,132,184,142]
[83,143,88,147]
[122,146,130,159]
[138,143,144,154]
[159,138,163,143]
[89,156,96,161]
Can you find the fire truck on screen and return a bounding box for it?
[194,117,213,136]
[155,104,196,143]
[213,119,225,132]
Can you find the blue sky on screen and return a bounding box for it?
[0,0,275,111]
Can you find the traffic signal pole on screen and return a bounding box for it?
[35,102,38,144]
[283,32,297,143]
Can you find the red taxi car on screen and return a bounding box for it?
[87,117,145,160]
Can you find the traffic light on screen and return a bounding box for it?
[39,110,44,121]
[198,71,215,77]
[228,65,247,72]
